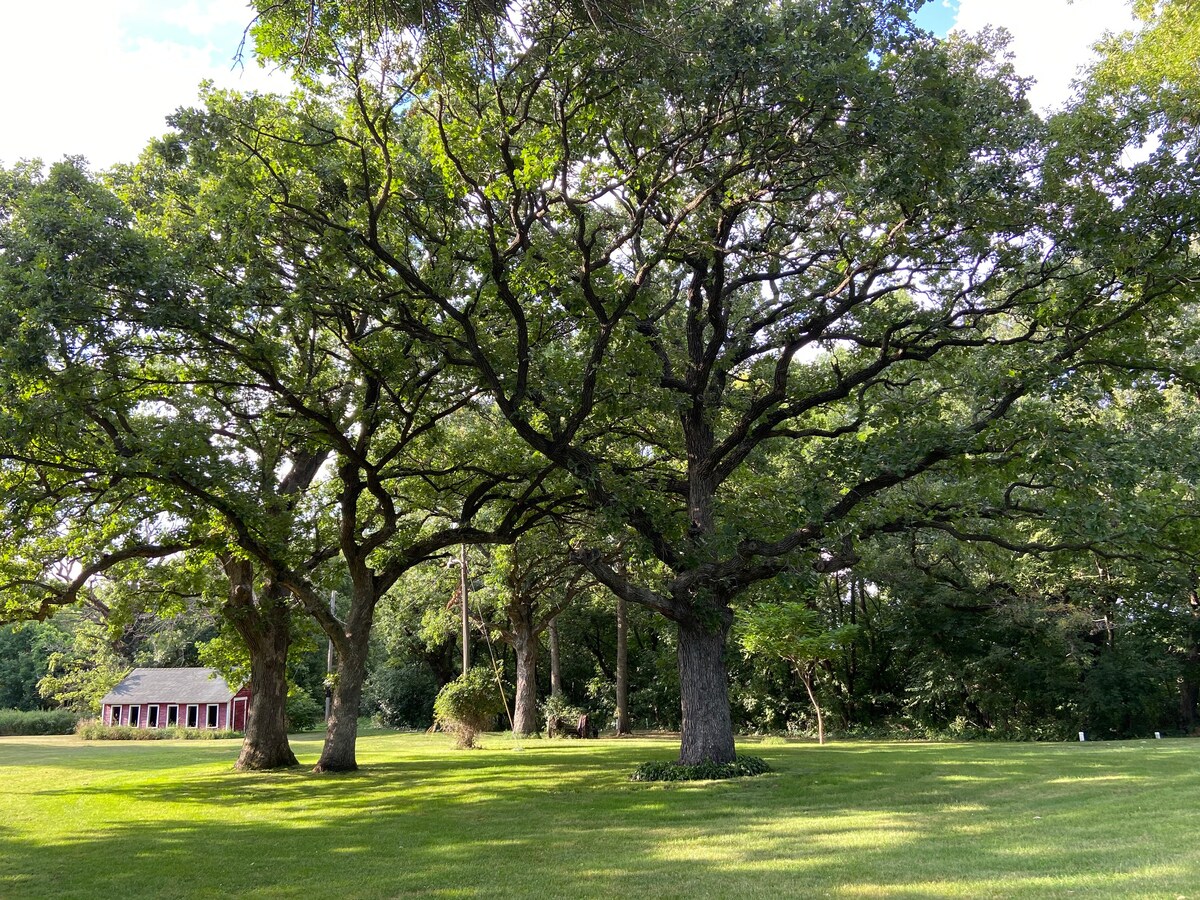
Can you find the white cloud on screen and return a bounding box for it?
[952,0,1136,111]
[0,1,1140,169]
[0,0,292,170]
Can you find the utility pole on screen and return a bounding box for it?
[460,544,471,674]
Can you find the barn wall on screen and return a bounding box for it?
[103,676,248,729]
[105,700,240,728]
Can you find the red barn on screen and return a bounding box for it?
[100,668,250,731]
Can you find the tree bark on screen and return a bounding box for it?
[615,595,631,735]
[220,559,297,770]
[674,386,737,764]
[800,665,825,745]
[573,550,739,763]
[548,617,562,698]
[512,630,540,736]
[676,614,736,765]
[237,608,297,770]
[314,624,370,772]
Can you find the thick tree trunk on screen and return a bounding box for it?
[548,617,562,698]
[574,550,739,763]
[512,632,539,736]
[676,615,736,765]
[676,396,736,764]
[220,560,297,770]
[314,628,369,772]
[615,595,631,735]
[237,613,297,770]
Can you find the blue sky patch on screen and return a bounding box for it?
[913,0,960,36]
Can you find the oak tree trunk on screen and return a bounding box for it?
[220,561,297,770]
[237,614,297,770]
[512,631,540,736]
[314,628,369,772]
[675,396,736,764]
[676,615,736,765]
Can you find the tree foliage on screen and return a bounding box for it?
[228,0,1197,762]
[2,0,1199,766]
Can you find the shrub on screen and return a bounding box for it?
[0,708,79,736]
[630,755,771,782]
[433,667,504,749]
[366,662,439,729]
[286,689,324,732]
[75,720,238,741]
[539,693,586,737]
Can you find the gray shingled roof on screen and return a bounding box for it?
[101,668,238,705]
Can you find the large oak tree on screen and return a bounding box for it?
[228,0,1198,762]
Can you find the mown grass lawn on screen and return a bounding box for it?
[0,730,1197,899]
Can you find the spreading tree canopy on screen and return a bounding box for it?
[224,0,1199,762]
[1,0,1197,767]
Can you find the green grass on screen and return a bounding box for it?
[1,730,1197,898]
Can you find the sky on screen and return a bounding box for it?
[924,0,1137,110]
[0,0,289,169]
[0,0,1139,170]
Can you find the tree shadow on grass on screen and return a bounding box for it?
[0,735,256,771]
[3,737,1199,898]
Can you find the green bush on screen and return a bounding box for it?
[366,662,439,729]
[539,693,586,737]
[433,667,504,748]
[0,708,79,735]
[75,720,238,741]
[286,689,324,732]
[630,755,771,782]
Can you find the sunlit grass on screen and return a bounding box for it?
[0,730,1197,898]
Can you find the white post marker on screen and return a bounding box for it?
[1155,732,1162,739]
[1079,732,1086,742]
